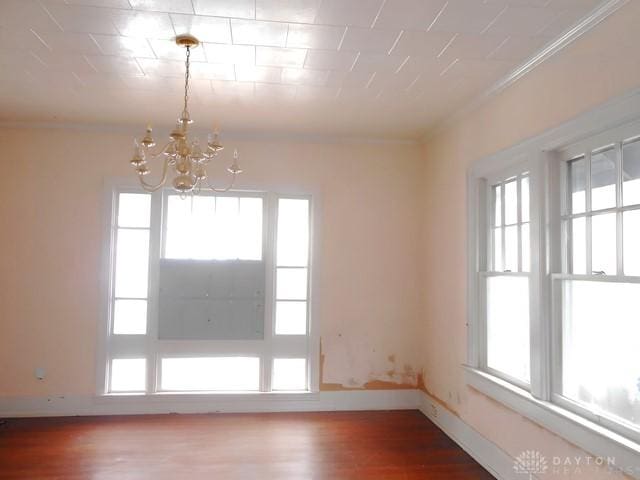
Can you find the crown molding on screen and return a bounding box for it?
[422,0,630,144]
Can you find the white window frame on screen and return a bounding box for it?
[466,92,640,477]
[97,181,321,397]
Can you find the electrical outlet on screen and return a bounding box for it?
[34,367,46,380]
[430,403,438,418]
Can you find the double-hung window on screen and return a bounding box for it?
[468,117,640,471]
[101,187,316,395]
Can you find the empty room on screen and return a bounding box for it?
[1,0,639,478]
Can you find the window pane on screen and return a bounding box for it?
[118,193,151,228]
[165,195,263,260]
[277,199,309,267]
[114,229,150,298]
[570,217,586,274]
[591,213,616,275]
[591,148,617,211]
[493,185,502,227]
[487,276,530,383]
[562,280,640,428]
[568,157,586,214]
[504,180,518,225]
[521,223,530,272]
[623,140,640,206]
[624,210,640,276]
[110,358,146,392]
[160,357,260,392]
[504,225,518,272]
[238,198,263,260]
[521,177,530,223]
[272,358,307,391]
[493,228,503,271]
[276,268,308,300]
[113,299,147,335]
[275,301,307,335]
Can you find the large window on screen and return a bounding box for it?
[102,189,315,394]
[468,120,640,463]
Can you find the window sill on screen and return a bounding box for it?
[464,366,640,478]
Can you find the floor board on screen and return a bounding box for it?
[0,410,494,479]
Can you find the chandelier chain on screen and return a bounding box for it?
[183,45,191,117]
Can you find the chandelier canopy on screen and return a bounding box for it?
[129,35,241,195]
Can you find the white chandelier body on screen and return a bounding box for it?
[129,35,241,195]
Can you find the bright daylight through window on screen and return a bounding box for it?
[470,125,640,448]
[104,190,313,394]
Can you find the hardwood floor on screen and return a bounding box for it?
[0,410,494,479]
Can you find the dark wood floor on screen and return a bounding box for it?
[0,410,493,479]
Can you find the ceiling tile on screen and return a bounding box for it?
[547,0,601,9]
[149,39,207,61]
[204,44,255,65]
[57,0,132,8]
[33,31,102,54]
[537,8,586,37]
[0,0,61,32]
[304,50,357,71]
[42,3,119,34]
[429,0,505,34]
[281,67,329,86]
[286,24,345,50]
[373,0,446,30]
[314,0,385,27]
[32,52,97,72]
[136,57,183,76]
[326,70,373,89]
[256,0,322,23]
[256,46,307,68]
[340,27,401,54]
[438,33,508,62]
[128,0,194,14]
[390,30,454,58]
[351,52,407,73]
[488,35,551,61]
[211,80,255,97]
[254,82,296,100]
[190,62,236,80]
[0,28,51,56]
[231,20,288,47]
[486,6,559,35]
[235,65,282,83]
[192,0,255,19]
[295,85,339,101]
[85,54,144,74]
[110,10,175,39]
[170,14,231,44]
[91,34,156,58]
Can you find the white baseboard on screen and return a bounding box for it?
[418,391,521,480]
[0,389,421,418]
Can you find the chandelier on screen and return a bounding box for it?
[129,35,242,195]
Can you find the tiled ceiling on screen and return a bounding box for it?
[0,0,605,139]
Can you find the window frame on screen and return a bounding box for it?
[98,181,320,397]
[466,102,640,476]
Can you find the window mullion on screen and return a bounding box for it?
[586,151,593,275]
[615,142,624,276]
[517,176,522,272]
[501,181,506,271]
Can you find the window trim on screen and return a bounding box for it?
[467,91,640,477]
[98,180,321,397]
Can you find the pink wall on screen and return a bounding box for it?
[0,129,424,396]
[420,3,640,478]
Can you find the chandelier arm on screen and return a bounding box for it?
[204,171,238,193]
[138,158,170,192]
[145,141,173,160]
